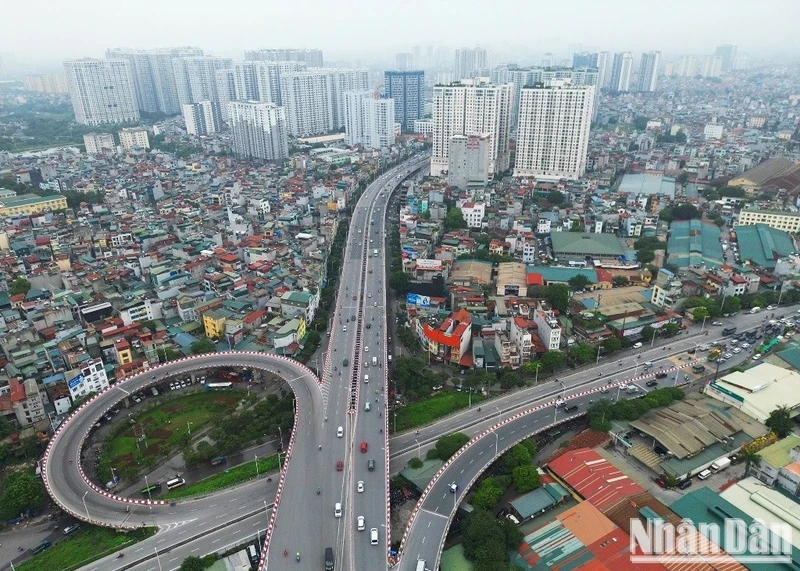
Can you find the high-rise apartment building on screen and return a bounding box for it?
[228,101,288,161]
[279,70,336,136]
[395,53,414,71]
[172,56,233,107]
[505,67,598,131]
[232,61,273,102]
[454,47,487,80]
[183,101,218,136]
[244,49,323,68]
[636,51,660,92]
[448,133,490,190]
[702,55,723,78]
[330,69,370,129]
[714,44,737,72]
[23,74,69,94]
[677,55,696,77]
[596,51,611,89]
[431,80,513,177]
[609,52,633,92]
[106,47,203,114]
[343,91,395,149]
[63,59,140,125]
[215,69,236,122]
[83,132,115,154]
[514,80,594,181]
[384,70,424,132]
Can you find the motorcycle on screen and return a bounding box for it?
[317,488,321,495]
[296,552,301,562]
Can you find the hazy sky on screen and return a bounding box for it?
[3,0,799,68]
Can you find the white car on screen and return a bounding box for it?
[732,348,741,354]
[337,426,343,438]
[368,293,372,298]
[365,346,369,352]
[357,515,365,530]
[633,342,643,349]
[334,503,342,518]
[723,353,733,359]
[741,343,750,348]
[357,480,364,493]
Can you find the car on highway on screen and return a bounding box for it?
[733,348,741,354]
[655,372,668,379]
[712,321,723,326]
[367,459,375,471]
[342,358,349,366]
[342,325,347,332]
[449,482,458,493]
[564,405,579,413]
[724,353,733,359]
[357,515,365,530]
[336,460,343,471]
[358,480,364,493]
[364,401,370,411]
[370,528,379,545]
[360,441,368,453]
[337,426,343,438]
[741,343,750,348]
[334,502,342,518]
[646,380,659,387]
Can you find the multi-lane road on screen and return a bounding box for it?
[395,310,779,570]
[266,155,429,570]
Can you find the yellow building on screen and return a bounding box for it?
[202,309,229,339]
[737,209,800,233]
[0,194,68,216]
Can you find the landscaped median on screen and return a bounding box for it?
[392,391,485,433]
[16,526,156,571]
[162,454,280,499]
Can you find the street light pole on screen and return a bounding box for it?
[650,327,657,348]
[154,547,164,571]
[596,344,602,364]
[493,429,499,457]
[187,422,192,436]
[255,454,259,478]
[144,474,153,503]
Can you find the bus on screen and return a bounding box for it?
[141,483,161,496]
[205,382,233,391]
[166,477,186,490]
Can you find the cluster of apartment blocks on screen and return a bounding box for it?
[0,129,414,436]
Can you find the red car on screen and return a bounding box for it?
[336,460,343,471]
[360,441,368,453]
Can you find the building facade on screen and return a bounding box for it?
[737,209,800,233]
[183,101,218,136]
[23,73,69,94]
[609,52,633,92]
[448,134,490,190]
[119,127,150,150]
[63,59,140,125]
[514,80,595,181]
[279,70,336,136]
[454,46,488,80]
[83,132,115,154]
[343,91,395,149]
[232,61,273,102]
[330,69,370,129]
[172,56,233,107]
[637,51,660,92]
[66,358,110,401]
[384,70,424,132]
[228,101,289,161]
[244,48,323,68]
[431,80,513,177]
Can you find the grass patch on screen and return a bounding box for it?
[107,391,242,472]
[162,455,280,499]
[16,526,156,571]
[392,391,486,433]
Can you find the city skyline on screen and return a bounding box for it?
[2,0,799,70]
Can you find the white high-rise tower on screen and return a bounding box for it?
[636,51,660,92]
[609,52,633,92]
[343,91,395,149]
[228,101,288,161]
[279,70,336,136]
[514,80,594,181]
[63,59,140,125]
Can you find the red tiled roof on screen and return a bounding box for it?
[547,448,645,512]
[527,272,544,286]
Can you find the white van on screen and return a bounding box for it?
[372,357,378,366]
[334,503,342,518]
[416,561,427,571]
[336,426,343,438]
[697,469,712,480]
[364,374,369,383]
[364,401,370,412]
[370,528,379,545]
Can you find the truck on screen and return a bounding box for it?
[710,457,731,472]
[722,326,737,336]
[750,307,762,314]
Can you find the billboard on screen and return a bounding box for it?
[68,373,84,390]
[407,293,431,307]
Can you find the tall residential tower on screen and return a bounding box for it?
[636,51,660,92]
[63,59,140,125]
[228,101,288,161]
[384,70,424,132]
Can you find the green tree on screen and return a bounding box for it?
[497,444,532,474]
[568,274,591,291]
[539,350,564,372]
[612,275,630,287]
[472,479,504,510]
[640,325,655,343]
[766,406,793,438]
[633,115,649,130]
[570,343,595,364]
[546,191,565,205]
[445,208,468,230]
[179,556,206,571]
[408,457,423,469]
[692,307,710,321]
[427,432,470,461]
[742,448,762,477]
[602,336,622,353]
[670,203,701,221]
[190,338,216,354]
[539,284,570,313]
[1,471,42,517]
[676,172,690,186]
[140,320,157,332]
[512,464,541,493]
[637,249,655,264]
[9,277,31,296]
[389,271,411,295]
[663,323,679,336]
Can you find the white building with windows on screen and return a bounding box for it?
[343,91,395,149]
[119,127,150,150]
[609,52,633,92]
[63,59,140,125]
[232,61,273,102]
[514,80,594,181]
[330,69,370,129]
[458,201,486,229]
[83,132,115,154]
[454,46,487,80]
[120,298,161,326]
[637,51,660,92]
[431,80,513,177]
[172,56,233,107]
[183,100,218,136]
[533,306,562,350]
[66,358,110,401]
[448,133,490,190]
[228,101,289,161]
[279,70,336,136]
